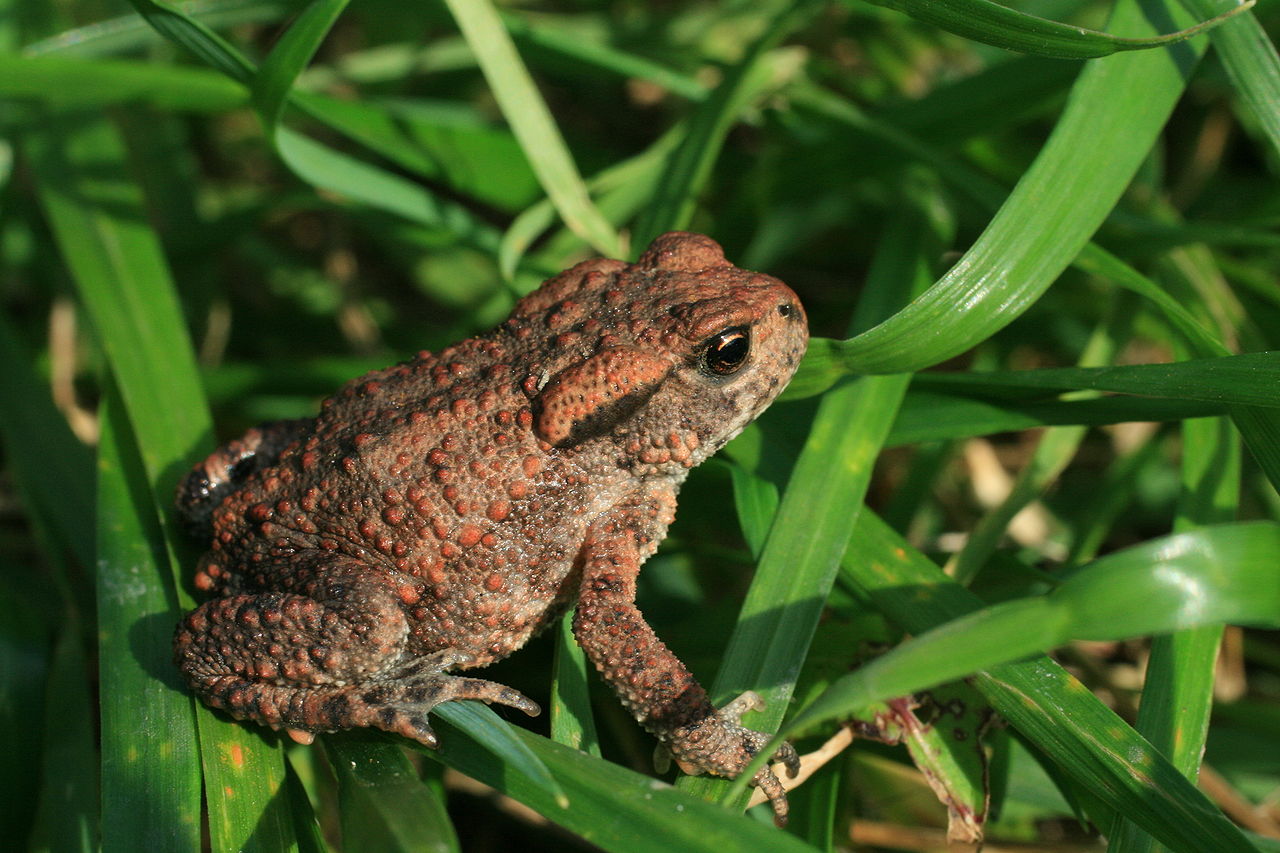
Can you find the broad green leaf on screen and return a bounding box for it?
[441,0,621,257]
[853,0,1253,59]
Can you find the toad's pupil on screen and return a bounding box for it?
[706,328,750,375]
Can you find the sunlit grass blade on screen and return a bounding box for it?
[735,512,1263,852]
[440,0,620,258]
[683,190,945,810]
[854,0,1253,58]
[428,713,819,853]
[95,391,203,851]
[814,0,1207,375]
[25,111,299,853]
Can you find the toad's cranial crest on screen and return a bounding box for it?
[173,232,809,824]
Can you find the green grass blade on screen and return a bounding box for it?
[23,0,300,58]
[276,126,502,251]
[0,54,246,110]
[440,0,620,257]
[757,512,1261,853]
[550,615,601,756]
[95,390,203,851]
[855,0,1253,58]
[817,0,1207,374]
[26,111,299,853]
[912,352,1280,406]
[631,0,819,248]
[252,0,351,138]
[886,392,1223,445]
[326,738,461,853]
[1179,0,1280,159]
[124,0,255,84]
[428,716,820,853]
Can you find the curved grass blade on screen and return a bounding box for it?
[854,0,1253,59]
[441,0,620,257]
[252,0,351,139]
[732,513,1262,853]
[814,0,1208,375]
[430,716,819,853]
[1179,0,1280,160]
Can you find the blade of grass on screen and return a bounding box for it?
[745,512,1264,853]
[440,0,620,257]
[325,738,461,853]
[682,182,945,811]
[1178,0,1280,160]
[251,0,350,139]
[423,710,820,853]
[631,0,821,249]
[886,392,1224,445]
[26,111,299,853]
[95,388,203,851]
[0,54,246,111]
[810,0,1208,375]
[852,0,1253,59]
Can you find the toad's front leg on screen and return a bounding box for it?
[571,492,799,825]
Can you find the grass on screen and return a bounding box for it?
[2,0,1279,851]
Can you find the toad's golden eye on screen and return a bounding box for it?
[702,326,750,376]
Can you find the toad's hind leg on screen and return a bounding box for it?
[173,576,539,746]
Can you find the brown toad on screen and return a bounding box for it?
[174,232,809,821]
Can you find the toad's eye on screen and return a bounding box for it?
[701,326,750,377]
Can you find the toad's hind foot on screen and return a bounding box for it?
[355,672,542,747]
[194,672,539,749]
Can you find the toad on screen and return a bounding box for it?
[174,232,808,821]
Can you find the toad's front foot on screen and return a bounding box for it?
[668,691,800,826]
